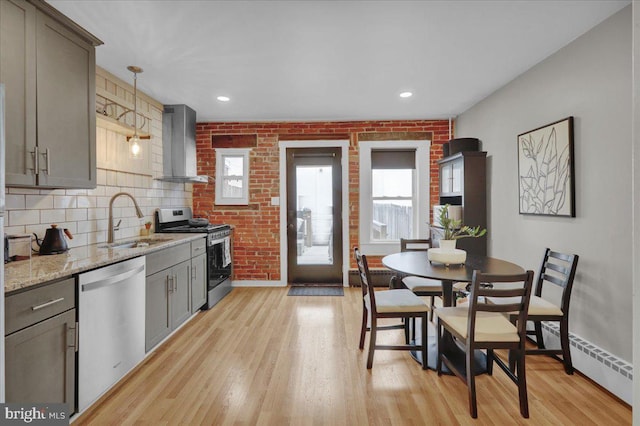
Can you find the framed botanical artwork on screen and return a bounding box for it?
[518,116,575,217]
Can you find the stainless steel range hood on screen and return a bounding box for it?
[157,104,209,183]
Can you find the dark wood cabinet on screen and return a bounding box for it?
[433,151,487,255]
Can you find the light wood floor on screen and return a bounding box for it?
[74,287,631,425]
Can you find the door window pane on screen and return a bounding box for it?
[296,166,333,265]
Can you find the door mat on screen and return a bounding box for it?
[287,286,344,296]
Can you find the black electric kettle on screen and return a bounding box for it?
[33,224,73,255]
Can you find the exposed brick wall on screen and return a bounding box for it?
[194,120,451,282]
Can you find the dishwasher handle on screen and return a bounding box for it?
[81,263,145,292]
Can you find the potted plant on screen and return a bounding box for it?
[435,204,486,250]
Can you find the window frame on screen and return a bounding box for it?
[358,140,430,255]
[215,148,251,205]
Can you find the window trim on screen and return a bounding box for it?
[359,140,430,255]
[215,148,251,205]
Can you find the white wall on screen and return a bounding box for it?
[456,7,632,361]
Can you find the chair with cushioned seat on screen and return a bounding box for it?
[487,248,579,374]
[436,270,534,418]
[355,247,430,369]
[399,238,443,321]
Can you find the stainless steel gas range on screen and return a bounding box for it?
[155,207,232,309]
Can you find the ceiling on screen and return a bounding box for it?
[48,0,629,122]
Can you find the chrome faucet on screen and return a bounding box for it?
[108,192,144,243]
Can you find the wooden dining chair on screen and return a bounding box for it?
[354,247,429,369]
[436,270,534,418]
[488,248,579,374]
[399,238,443,321]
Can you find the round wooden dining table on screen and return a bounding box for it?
[382,251,525,371]
[382,252,525,306]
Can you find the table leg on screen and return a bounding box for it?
[410,280,487,374]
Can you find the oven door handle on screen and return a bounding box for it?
[209,236,229,246]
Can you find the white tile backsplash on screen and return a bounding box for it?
[5,171,192,247]
[9,210,40,226]
[66,209,88,222]
[54,195,77,209]
[40,209,66,224]
[5,194,25,210]
[76,196,95,209]
[25,195,54,210]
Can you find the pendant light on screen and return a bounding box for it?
[127,65,143,159]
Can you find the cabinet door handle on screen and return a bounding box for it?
[191,265,196,281]
[31,297,64,311]
[42,148,51,175]
[67,322,79,352]
[29,146,39,175]
[167,275,173,294]
[173,274,178,292]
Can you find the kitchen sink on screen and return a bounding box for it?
[98,238,173,250]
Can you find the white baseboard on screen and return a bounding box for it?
[232,280,349,288]
[540,323,632,405]
[232,280,286,287]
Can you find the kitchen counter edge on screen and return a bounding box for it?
[4,234,205,294]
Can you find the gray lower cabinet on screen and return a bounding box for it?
[170,259,191,329]
[4,277,77,415]
[190,238,207,313]
[145,242,193,352]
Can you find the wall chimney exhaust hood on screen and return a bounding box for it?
[157,104,209,183]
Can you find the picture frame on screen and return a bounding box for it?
[517,116,575,217]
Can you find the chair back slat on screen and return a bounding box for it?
[544,261,570,276]
[467,270,534,344]
[535,248,579,316]
[481,303,524,313]
[548,249,574,263]
[541,273,565,287]
[354,247,376,311]
[478,287,527,299]
[400,238,431,252]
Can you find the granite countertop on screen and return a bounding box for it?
[4,233,205,294]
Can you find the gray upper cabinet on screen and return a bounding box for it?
[0,0,37,186]
[0,0,102,189]
[35,10,97,188]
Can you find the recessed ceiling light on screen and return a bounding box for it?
[217,96,230,102]
[399,92,413,98]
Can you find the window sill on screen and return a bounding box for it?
[359,242,400,256]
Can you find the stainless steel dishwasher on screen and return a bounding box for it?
[78,256,145,412]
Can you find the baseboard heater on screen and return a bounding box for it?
[539,322,632,404]
[348,268,395,287]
